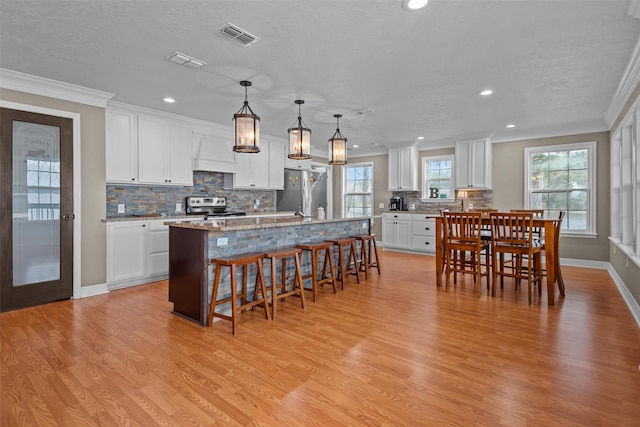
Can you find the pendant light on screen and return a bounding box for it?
[233,80,260,153]
[288,100,311,160]
[328,114,347,165]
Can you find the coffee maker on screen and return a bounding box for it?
[389,196,405,211]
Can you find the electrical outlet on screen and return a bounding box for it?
[362,222,368,229]
[254,199,260,209]
[468,204,474,210]
[379,202,385,209]
[217,237,228,246]
[175,203,182,212]
[117,204,125,213]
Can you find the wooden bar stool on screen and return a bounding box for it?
[296,242,337,302]
[208,252,270,336]
[326,238,360,289]
[263,247,306,319]
[352,234,381,280]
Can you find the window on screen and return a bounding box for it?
[343,162,373,217]
[422,155,454,201]
[524,142,596,236]
[611,106,639,258]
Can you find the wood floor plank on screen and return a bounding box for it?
[2,251,640,426]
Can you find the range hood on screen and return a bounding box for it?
[192,130,237,173]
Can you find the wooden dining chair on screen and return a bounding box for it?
[490,212,543,304]
[442,212,492,297]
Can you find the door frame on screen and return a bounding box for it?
[1,100,82,299]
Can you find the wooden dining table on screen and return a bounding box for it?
[434,215,563,305]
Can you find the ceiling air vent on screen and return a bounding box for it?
[217,23,260,47]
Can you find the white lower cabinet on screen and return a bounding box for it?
[410,214,436,253]
[148,220,170,276]
[107,221,148,286]
[382,213,412,249]
[107,219,175,289]
[382,213,436,253]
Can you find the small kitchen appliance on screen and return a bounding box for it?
[389,196,405,211]
[185,196,246,218]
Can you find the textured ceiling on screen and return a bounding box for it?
[1,0,639,157]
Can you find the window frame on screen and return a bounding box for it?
[421,155,455,202]
[524,141,597,237]
[341,161,374,218]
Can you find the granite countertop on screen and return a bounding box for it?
[103,211,296,222]
[166,215,370,232]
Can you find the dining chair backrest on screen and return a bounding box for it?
[490,212,535,247]
[510,209,544,240]
[443,212,483,244]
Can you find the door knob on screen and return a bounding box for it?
[62,215,71,221]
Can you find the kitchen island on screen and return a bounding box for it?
[167,215,371,325]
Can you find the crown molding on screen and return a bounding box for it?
[0,68,114,108]
[605,22,640,126]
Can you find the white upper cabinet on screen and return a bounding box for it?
[225,139,285,190]
[106,105,192,186]
[455,138,492,189]
[138,114,192,186]
[106,108,139,183]
[269,140,286,189]
[388,145,418,191]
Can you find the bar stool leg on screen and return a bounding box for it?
[230,264,239,336]
[371,237,381,274]
[322,248,338,294]
[208,264,222,327]
[349,241,360,284]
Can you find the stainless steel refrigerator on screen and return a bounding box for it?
[277,168,328,217]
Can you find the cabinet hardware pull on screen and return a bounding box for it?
[425,227,430,230]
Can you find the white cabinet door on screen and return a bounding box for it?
[138,114,167,184]
[166,122,193,186]
[269,140,285,189]
[455,139,492,189]
[106,108,138,183]
[107,221,148,284]
[138,115,193,186]
[395,220,411,249]
[229,141,277,189]
[388,146,418,191]
[381,213,411,249]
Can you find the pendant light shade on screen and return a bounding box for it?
[288,100,311,160]
[233,80,260,153]
[328,114,347,165]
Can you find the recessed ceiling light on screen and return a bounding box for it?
[352,145,359,148]
[479,89,494,96]
[506,124,515,128]
[417,136,425,140]
[402,0,429,11]
[163,97,176,103]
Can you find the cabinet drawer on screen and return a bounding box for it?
[382,213,412,220]
[411,235,436,252]
[412,220,435,236]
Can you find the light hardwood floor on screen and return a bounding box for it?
[2,251,640,426]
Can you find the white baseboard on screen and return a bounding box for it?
[607,264,640,329]
[75,283,109,299]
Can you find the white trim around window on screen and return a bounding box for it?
[341,161,374,218]
[524,141,597,237]
[421,155,455,202]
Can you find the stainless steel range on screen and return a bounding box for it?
[185,196,246,218]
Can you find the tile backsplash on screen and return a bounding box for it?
[392,189,494,213]
[106,171,274,217]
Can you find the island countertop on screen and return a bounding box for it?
[166,215,369,232]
